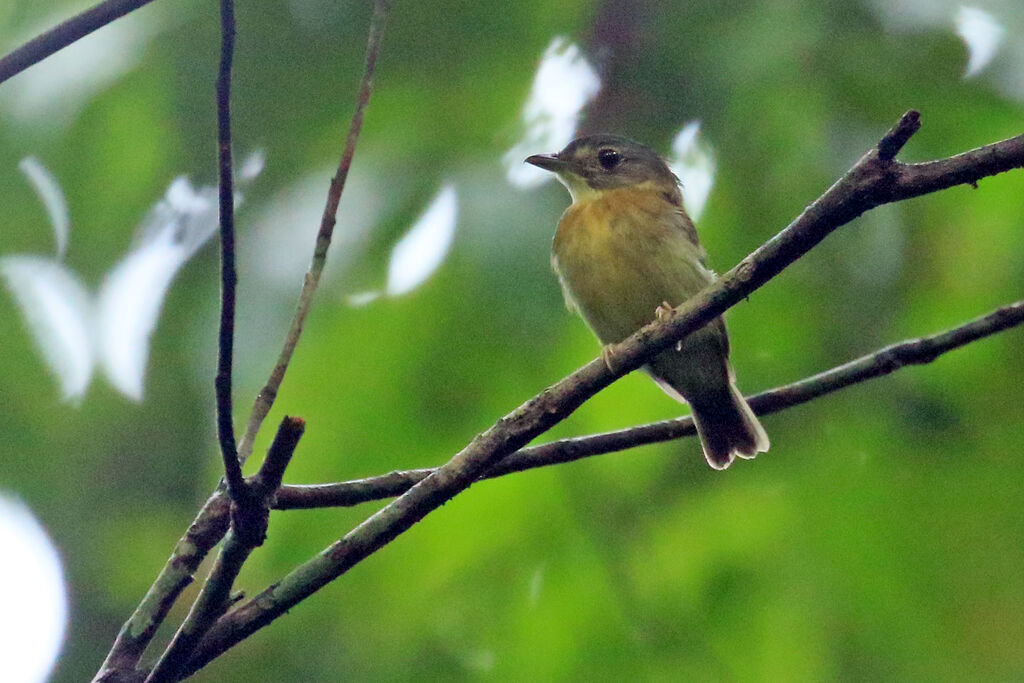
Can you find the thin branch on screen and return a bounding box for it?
[147,5,290,680]
[178,115,1024,672]
[213,0,245,500]
[94,493,230,681]
[98,1,242,678]
[274,299,1024,509]
[895,135,1024,195]
[876,109,920,161]
[94,5,391,677]
[0,0,161,85]
[146,417,305,683]
[236,0,391,466]
[98,297,1024,680]
[278,468,434,509]
[251,418,306,499]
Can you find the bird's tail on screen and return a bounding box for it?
[689,381,769,470]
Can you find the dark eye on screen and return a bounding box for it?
[597,148,621,170]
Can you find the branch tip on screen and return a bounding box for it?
[877,109,921,161]
[255,416,306,496]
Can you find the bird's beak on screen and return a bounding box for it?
[524,153,568,173]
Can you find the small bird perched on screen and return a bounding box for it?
[526,135,768,469]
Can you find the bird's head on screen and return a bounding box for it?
[525,135,680,204]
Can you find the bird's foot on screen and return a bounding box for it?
[654,301,686,351]
[601,344,619,373]
[654,301,675,321]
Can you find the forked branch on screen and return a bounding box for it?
[92,3,392,679]
[146,417,305,683]
[274,299,1024,509]
[174,115,1024,673]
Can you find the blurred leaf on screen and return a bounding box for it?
[0,493,67,683]
[2,1,1024,680]
[385,183,458,297]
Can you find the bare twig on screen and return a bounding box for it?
[94,5,391,678]
[236,0,391,466]
[0,0,160,85]
[94,492,230,681]
[90,5,245,671]
[274,299,1024,509]
[146,417,305,683]
[212,0,245,501]
[876,109,921,161]
[100,296,1024,681]
[250,418,306,500]
[176,115,1024,672]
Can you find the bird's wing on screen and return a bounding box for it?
[550,252,582,314]
[670,207,706,262]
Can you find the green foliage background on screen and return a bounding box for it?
[2,0,1023,680]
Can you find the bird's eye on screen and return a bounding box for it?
[597,149,621,170]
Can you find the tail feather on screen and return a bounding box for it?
[689,382,769,470]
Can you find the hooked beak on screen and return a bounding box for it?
[524,153,568,173]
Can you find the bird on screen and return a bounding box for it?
[525,134,768,470]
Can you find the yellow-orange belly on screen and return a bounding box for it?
[551,187,714,345]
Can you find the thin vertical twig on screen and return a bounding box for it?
[236,0,391,465]
[95,4,393,678]
[143,4,250,678]
[213,0,245,500]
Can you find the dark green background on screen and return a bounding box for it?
[2,0,1023,680]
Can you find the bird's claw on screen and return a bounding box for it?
[601,344,619,373]
[655,301,685,351]
[655,301,675,321]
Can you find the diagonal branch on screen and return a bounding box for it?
[273,299,1024,510]
[177,115,1024,672]
[94,492,230,681]
[235,0,391,467]
[0,0,162,85]
[99,296,1024,681]
[145,417,305,683]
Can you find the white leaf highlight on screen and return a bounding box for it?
[955,6,1005,78]
[19,158,70,261]
[386,185,458,297]
[97,178,219,401]
[2,166,238,403]
[667,121,717,222]
[0,256,94,402]
[238,149,267,182]
[504,38,601,188]
[346,290,383,307]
